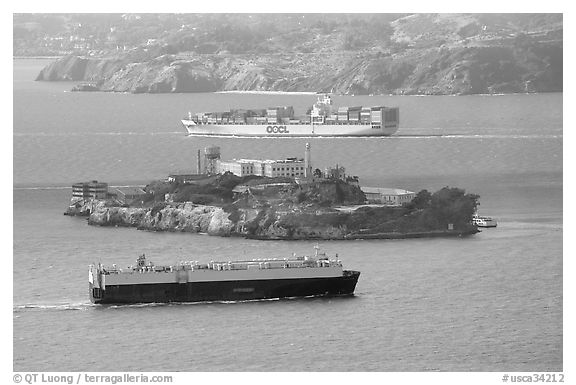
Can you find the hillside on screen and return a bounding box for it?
[24,13,563,95]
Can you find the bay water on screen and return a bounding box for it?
[13,59,562,371]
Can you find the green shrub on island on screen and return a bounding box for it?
[270,186,479,237]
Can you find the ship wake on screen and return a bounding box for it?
[13,301,96,312]
[100,293,356,309]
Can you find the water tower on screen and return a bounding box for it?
[204,146,221,175]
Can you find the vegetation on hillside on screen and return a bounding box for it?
[137,174,480,238]
[273,186,479,238]
[19,13,562,95]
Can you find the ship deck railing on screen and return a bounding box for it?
[99,259,342,274]
[205,260,341,271]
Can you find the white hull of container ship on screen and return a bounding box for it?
[181,120,399,137]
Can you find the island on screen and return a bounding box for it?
[66,172,480,240]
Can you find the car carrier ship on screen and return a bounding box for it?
[89,246,360,304]
[181,94,399,137]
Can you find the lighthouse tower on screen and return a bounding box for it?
[304,142,312,178]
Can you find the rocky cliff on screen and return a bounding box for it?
[34,14,562,95]
[85,192,479,240]
[88,201,235,236]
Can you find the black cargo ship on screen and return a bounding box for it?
[89,246,360,304]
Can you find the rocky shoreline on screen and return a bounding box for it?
[67,190,480,241]
[246,230,478,241]
[36,45,562,96]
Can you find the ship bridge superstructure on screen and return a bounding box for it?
[310,94,333,124]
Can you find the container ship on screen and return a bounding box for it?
[181,94,399,137]
[89,246,360,304]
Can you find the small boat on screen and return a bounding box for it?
[472,214,497,228]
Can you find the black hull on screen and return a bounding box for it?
[90,271,360,304]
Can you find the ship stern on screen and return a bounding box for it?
[88,264,104,304]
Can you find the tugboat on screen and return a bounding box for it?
[89,246,360,304]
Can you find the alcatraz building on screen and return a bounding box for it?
[216,143,313,178]
[71,180,108,202]
[218,158,307,178]
[361,187,416,206]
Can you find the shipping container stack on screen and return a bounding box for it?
[370,107,385,125]
[266,106,294,124]
[194,112,206,124]
[193,102,396,127]
[250,109,267,117]
[347,106,362,122]
[227,109,244,124]
[360,107,371,124]
[383,107,399,128]
[266,108,278,124]
[337,106,349,122]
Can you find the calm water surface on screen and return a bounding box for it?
[13,59,562,372]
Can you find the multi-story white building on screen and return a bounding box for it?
[263,159,307,178]
[216,143,313,178]
[217,159,256,176]
[217,158,307,178]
